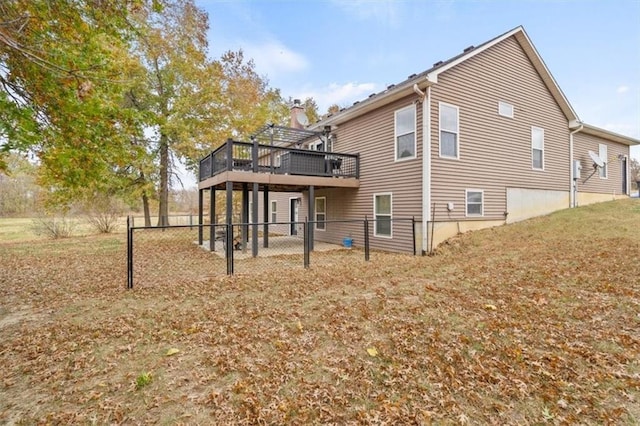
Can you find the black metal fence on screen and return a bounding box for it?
[126,217,418,289]
[129,214,199,227]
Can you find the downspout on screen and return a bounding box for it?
[415,83,432,255]
[569,124,583,208]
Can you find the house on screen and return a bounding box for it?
[198,25,639,255]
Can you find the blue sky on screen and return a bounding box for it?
[195,0,640,160]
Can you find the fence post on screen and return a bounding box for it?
[226,223,234,275]
[303,221,310,268]
[127,216,133,289]
[364,217,370,262]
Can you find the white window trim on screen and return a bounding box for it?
[531,126,545,171]
[498,101,514,118]
[465,189,484,217]
[315,196,326,231]
[373,192,393,238]
[394,104,417,162]
[439,102,460,159]
[309,140,324,151]
[270,201,277,223]
[598,143,608,179]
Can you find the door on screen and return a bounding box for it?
[290,198,300,235]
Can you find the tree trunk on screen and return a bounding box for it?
[157,133,170,227]
[142,190,151,227]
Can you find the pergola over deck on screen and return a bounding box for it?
[197,124,360,256]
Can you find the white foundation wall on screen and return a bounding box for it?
[428,219,506,251]
[576,192,628,206]
[506,188,570,224]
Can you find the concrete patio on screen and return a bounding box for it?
[197,235,346,259]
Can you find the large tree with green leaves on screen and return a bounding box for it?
[0,0,151,205]
[128,0,288,226]
[1,0,289,222]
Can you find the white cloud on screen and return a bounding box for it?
[296,82,379,112]
[617,85,630,94]
[330,0,400,26]
[241,40,309,78]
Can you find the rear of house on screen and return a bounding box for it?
[306,26,638,253]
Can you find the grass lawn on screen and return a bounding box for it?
[0,216,128,242]
[0,200,639,424]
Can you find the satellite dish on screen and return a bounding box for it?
[296,111,309,126]
[588,150,604,168]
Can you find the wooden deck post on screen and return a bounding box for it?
[242,183,249,251]
[263,186,269,248]
[198,188,203,245]
[252,182,259,257]
[309,185,315,251]
[209,187,215,252]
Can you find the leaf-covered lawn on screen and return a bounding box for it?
[1,200,639,424]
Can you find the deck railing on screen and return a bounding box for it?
[199,139,360,182]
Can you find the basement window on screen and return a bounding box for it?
[374,193,392,237]
[466,189,484,216]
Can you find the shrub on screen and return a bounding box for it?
[31,215,77,239]
[83,195,124,233]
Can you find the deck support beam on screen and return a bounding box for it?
[309,185,315,251]
[198,188,203,245]
[252,182,259,257]
[209,187,216,251]
[241,183,249,251]
[263,186,269,248]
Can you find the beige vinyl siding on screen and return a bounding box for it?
[254,191,301,235]
[305,96,423,253]
[430,35,570,221]
[573,133,630,195]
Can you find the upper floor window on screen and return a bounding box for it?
[498,101,514,118]
[374,193,392,237]
[531,126,544,170]
[439,102,459,158]
[599,144,608,178]
[395,105,416,160]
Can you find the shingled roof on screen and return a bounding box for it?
[310,26,578,128]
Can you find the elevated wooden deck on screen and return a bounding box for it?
[198,138,360,191]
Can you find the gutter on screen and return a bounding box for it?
[569,123,583,208]
[413,78,436,255]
